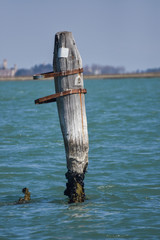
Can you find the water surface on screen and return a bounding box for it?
[0,78,160,239]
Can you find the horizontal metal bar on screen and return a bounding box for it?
[35,88,87,104]
[33,68,83,80]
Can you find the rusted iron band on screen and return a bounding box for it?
[35,88,87,104]
[33,68,83,79]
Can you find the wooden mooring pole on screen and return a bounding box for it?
[34,31,89,203]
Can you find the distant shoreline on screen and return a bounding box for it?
[0,72,160,81]
[84,72,160,79]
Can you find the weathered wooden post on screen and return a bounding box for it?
[34,31,89,203]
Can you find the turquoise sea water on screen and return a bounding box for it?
[0,78,160,239]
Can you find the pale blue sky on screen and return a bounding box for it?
[0,0,160,71]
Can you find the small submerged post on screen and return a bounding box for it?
[17,188,31,204]
[34,31,89,203]
[53,32,89,203]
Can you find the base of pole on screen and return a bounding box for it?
[64,170,86,203]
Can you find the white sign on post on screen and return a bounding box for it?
[58,47,69,58]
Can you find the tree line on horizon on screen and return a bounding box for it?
[15,63,160,76]
[15,63,126,76]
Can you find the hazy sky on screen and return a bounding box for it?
[0,0,160,71]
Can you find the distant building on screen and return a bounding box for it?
[0,59,17,77]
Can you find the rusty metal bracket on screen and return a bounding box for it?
[35,88,87,104]
[33,68,83,80]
